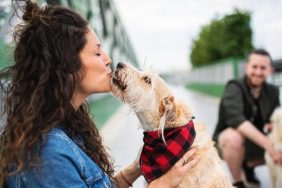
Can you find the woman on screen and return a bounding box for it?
[0,1,199,187]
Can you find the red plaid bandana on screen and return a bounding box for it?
[140,120,196,183]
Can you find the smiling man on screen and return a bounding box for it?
[213,49,282,188]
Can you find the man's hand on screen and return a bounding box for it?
[263,123,273,134]
[267,146,282,165]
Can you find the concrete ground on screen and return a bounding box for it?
[100,85,270,188]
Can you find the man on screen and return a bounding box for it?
[213,49,282,188]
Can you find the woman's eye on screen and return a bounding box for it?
[96,53,101,56]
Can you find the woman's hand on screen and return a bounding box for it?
[148,147,199,188]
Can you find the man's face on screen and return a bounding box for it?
[245,53,272,87]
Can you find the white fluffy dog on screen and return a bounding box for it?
[111,63,234,188]
[265,107,282,188]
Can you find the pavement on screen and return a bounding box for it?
[100,85,270,188]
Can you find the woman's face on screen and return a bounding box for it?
[75,28,112,101]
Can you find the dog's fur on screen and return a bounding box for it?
[111,63,233,188]
[265,107,282,188]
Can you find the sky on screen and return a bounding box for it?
[113,0,282,73]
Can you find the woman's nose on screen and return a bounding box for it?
[102,51,112,66]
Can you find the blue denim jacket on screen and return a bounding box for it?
[6,128,115,188]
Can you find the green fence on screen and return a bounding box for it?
[0,39,13,71]
[89,94,122,129]
[186,83,225,98]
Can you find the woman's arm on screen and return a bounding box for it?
[114,160,141,188]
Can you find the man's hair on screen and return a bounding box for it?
[247,48,272,64]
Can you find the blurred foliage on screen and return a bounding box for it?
[190,9,253,67]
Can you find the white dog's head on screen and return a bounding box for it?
[111,63,192,131]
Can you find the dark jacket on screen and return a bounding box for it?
[213,76,280,141]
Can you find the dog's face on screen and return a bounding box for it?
[111,62,172,107]
[111,63,192,130]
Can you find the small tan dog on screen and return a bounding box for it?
[111,63,233,188]
[265,107,282,188]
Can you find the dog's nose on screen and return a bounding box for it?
[117,62,125,69]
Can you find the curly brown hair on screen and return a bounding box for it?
[0,0,114,186]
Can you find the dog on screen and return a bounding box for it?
[265,107,282,188]
[111,62,234,188]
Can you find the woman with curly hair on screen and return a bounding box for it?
[0,0,199,187]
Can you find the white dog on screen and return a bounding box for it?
[265,107,282,188]
[111,63,234,188]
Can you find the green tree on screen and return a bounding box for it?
[190,9,253,67]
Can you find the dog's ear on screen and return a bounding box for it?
[158,95,176,144]
[159,95,176,122]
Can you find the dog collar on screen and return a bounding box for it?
[140,120,196,182]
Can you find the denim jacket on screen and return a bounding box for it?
[6,128,115,188]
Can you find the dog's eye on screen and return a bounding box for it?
[143,76,151,84]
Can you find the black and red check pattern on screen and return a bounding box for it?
[140,120,196,183]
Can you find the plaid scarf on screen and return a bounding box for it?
[140,120,196,183]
